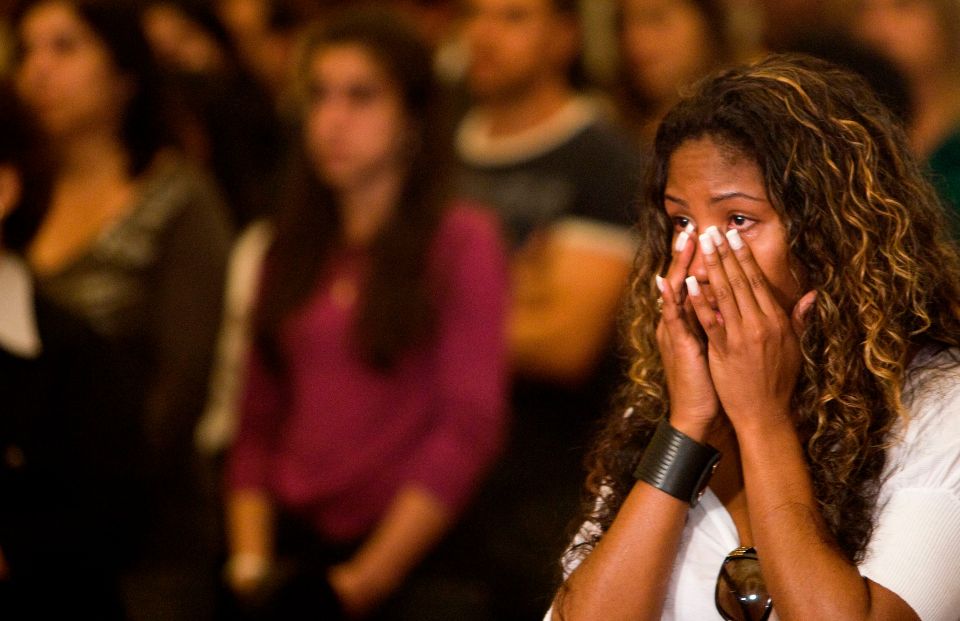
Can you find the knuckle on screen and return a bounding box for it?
[664,312,685,328]
[749,273,766,290]
[749,325,769,342]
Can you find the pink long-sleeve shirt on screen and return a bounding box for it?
[228,205,509,542]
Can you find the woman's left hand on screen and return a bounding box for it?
[685,227,816,433]
[328,560,396,619]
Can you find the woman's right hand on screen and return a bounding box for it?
[225,551,271,598]
[655,227,719,441]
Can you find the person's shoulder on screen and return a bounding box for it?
[929,124,960,162]
[138,151,232,223]
[145,151,234,242]
[887,347,960,488]
[143,150,218,190]
[431,202,507,271]
[456,96,640,170]
[561,104,642,164]
[441,201,501,236]
[904,347,960,419]
[555,106,644,214]
[434,201,506,251]
[572,116,641,154]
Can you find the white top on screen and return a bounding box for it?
[0,252,41,358]
[549,349,960,621]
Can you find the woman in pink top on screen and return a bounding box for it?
[225,7,509,620]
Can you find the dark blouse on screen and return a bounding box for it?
[0,289,144,619]
[37,154,233,463]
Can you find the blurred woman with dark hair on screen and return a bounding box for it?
[0,79,143,620]
[224,7,508,620]
[13,1,233,618]
[616,0,732,148]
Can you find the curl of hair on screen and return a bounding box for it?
[571,54,960,572]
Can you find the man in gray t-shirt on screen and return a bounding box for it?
[452,0,643,618]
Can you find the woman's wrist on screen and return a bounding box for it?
[727,402,794,438]
[329,559,400,618]
[667,411,716,444]
[225,551,272,593]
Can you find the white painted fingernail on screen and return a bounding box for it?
[685,276,701,296]
[726,229,744,250]
[655,274,665,292]
[698,233,715,254]
[675,231,689,252]
[684,222,696,235]
[706,226,723,246]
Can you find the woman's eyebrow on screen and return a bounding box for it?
[710,191,766,204]
[664,193,686,206]
[664,191,767,207]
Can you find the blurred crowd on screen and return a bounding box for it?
[0,1,958,620]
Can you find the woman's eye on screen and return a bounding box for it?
[348,85,379,104]
[51,33,79,55]
[729,215,753,229]
[673,217,691,231]
[307,83,327,103]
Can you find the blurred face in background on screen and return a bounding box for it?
[621,0,714,106]
[462,0,577,102]
[303,43,409,193]
[854,0,951,79]
[216,0,268,41]
[15,1,131,139]
[143,3,226,74]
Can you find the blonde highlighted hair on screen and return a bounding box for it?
[574,54,960,567]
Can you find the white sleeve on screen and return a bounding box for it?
[860,358,960,620]
[860,488,960,620]
[194,221,273,453]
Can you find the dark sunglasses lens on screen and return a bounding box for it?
[715,556,772,621]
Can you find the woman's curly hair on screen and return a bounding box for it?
[570,53,960,570]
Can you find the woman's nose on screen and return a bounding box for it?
[687,235,709,283]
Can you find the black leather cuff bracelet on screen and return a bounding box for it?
[633,419,721,507]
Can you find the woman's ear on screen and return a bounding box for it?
[0,165,24,223]
[790,290,818,335]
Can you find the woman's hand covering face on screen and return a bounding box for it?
[684,226,816,431]
[656,224,721,437]
[656,137,813,435]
